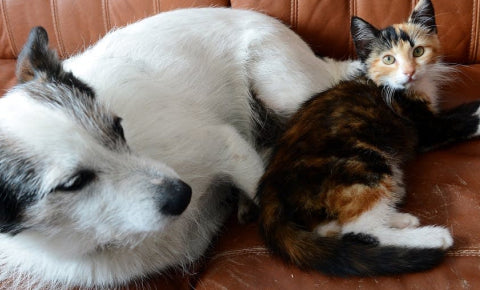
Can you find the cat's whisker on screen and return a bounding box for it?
[381,86,395,111]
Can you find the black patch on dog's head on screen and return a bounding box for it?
[16,26,95,98]
[0,142,40,234]
[16,27,61,84]
[16,27,129,152]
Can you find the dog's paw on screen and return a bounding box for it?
[389,212,420,229]
[237,196,259,224]
[347,60,366,79]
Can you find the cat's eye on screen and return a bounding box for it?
[55,170,96,192]
[382,55,396,65]
[413,46,425,57]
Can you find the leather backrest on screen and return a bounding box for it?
[232,0,479,64]
[0,0,229,59]
[0,0,477,64]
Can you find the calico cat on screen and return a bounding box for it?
[256,0,480,276]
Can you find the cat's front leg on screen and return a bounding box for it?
[389,212,420,229]
[341,199,453,249]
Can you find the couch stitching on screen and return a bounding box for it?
[210,247,270,261]
[50,0,66,58]
[209,247,480,260]
[447,249,480,257]
[1,0,16,57]
[469,0,477,64]
[348,0,354,57]
[472,0,479,63]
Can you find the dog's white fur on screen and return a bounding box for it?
[0,8,361,288]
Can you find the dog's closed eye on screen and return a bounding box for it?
[55,170,96,192]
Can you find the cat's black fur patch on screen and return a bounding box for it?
[342,232,379,246]
[409,0,437,33]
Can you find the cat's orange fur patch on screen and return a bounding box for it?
[324,176,395,224]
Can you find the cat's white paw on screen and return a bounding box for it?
[419,226,453,250]
[389,212,420,229]
[399,226,453,250]
[366,225,453,250]
[315,220,341,237]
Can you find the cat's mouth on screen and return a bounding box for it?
[401,77,418,89]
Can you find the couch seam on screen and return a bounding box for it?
[447,249,480,257]
[473,0,479,63]
[348,0,355,57]
[290,0,297,30]
[1,0,17,57]
[153,0,160,14]
[50,0,66,58]
[289,0,292,29]
[469,0,478,64]
[102,0,111,32]
[295,0,298,30]
[209,247,480,260]
[210,247,270,261]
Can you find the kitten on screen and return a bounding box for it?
[256,0,480,276]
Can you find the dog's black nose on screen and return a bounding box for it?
[159,179,192,216]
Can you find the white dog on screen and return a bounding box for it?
[0,8,360,288]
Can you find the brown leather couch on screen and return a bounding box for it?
[1,0,479,289]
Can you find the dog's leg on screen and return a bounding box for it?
[201,125,264,223]
[247,40,363,116]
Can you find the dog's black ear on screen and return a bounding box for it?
[16,26,64,83]
[351,16,379,62]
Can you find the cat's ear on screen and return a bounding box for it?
[408,0,436,33]
[351,16,379,61]
[16,26,63,83]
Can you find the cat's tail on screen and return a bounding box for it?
[258,206,445,276]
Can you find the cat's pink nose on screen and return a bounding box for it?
[404,70,416,81]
